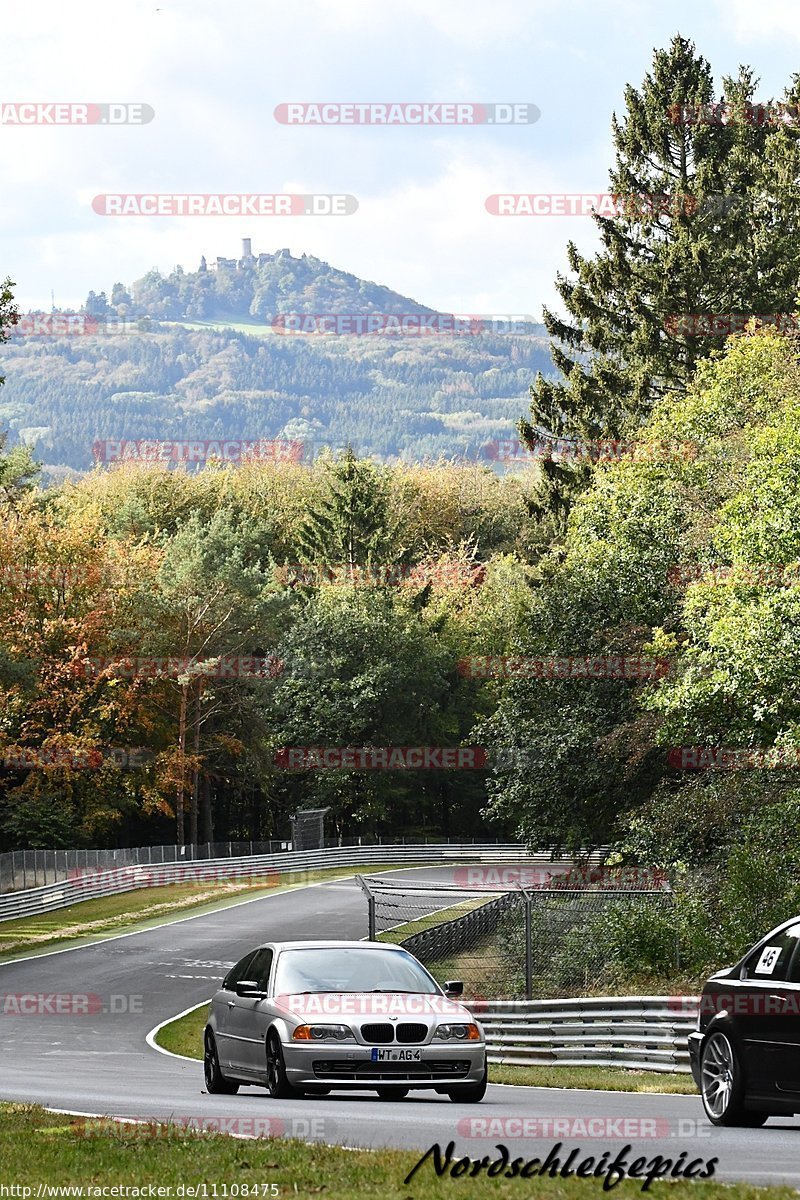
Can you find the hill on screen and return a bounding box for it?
[0,244,553,475]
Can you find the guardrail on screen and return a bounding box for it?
[470,997,697,1073]
[0,841,292,893]
[0,843,547,924]
[0,837,520,893]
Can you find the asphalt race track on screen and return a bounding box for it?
[0,865,798,1186]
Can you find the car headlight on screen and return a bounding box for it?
[292,1023,354,1041]
[433,1023,481,1041]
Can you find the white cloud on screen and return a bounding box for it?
[4,0,792,316]
[724,0,800,41]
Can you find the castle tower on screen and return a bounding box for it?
[242,237,253,259]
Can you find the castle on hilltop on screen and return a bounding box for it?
[200,239,301,272]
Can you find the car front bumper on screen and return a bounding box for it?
[283,1040,487,1089]
[688,1031,703,1088]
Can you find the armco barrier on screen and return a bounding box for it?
[0,840,293,892]
[1,837,506,893]
[470,997,698,1073]
[0,843,548,924]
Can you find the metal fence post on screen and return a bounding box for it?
[673,891,680,972]
[518,885,533,1000]
[355,875,376,940]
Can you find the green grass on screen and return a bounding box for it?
[0,863,414,961]
[0,1103,787,1198]
[156,1004,697,1094]
[158,1000,210,1057]
[164,317,277,335]
[490,1063,697,1094]
[376,895,488,942]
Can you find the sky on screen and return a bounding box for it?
[4,0,800,316]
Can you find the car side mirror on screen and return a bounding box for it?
[444,980,464,997]
[234,980,264,997]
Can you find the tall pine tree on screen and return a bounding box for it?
[296,449,408,576]
[524,37,800,525]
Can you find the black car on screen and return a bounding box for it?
[689,916,800,1125]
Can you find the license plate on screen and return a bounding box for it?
[370,1047,421,1062]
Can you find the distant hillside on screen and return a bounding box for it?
[0,245,554,475]
[86,243,440,324]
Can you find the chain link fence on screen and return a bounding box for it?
[360,869,677,1000]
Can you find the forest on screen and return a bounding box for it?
[4,35,800,978]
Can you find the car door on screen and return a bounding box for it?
[225,947,274,1077]
[736,923,800,1097]
[770,925,800,1097]
[214,950,257,1071]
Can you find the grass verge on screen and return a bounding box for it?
[375,895,488,942]
[1,1102,788,1198]
[155,1004,697,1094]
[489,1063,697,1094]
[0,863,413,960]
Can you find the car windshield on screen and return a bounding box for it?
[273,947,441,995]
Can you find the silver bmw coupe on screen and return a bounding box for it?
[204,939,487,1102]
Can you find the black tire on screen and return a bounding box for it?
[376,1086,409,1100]
[265,1031,299,1099]
[204,1030,239,1095]
[739,1112,770,1127]
[447,1060,487,1104]
[700,1031,767,1126]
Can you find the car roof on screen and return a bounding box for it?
[250,940,404,952]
